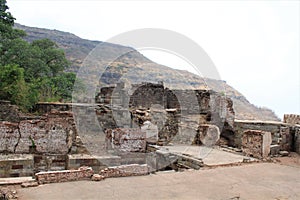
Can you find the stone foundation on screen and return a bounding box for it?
[0,154,34,178]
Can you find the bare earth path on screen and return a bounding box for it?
[18,162,300,200]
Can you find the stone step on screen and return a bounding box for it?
[0,177,35,186]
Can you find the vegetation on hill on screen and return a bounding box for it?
[0,0,75,111]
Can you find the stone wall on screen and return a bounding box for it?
[241,130,272,159]
[105,128,146,152]
[99,164,149,178]
[284,114,300,125]
[0,110,80,154]
[33,82,235,146]
[0,100,21,122]
[0,121,20,153]
[234,120,293,151]
[129,83,165,109]
[34,154,67,173]
[35,166,93,184]
[0,154,34,178]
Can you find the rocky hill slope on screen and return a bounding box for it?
[15,24,280,121]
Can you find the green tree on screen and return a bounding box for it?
[31,39,69,77]
[0,0,14,26]
[0,64,37,110]
[0,0,75,110]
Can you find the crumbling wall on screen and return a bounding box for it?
[284,114,300,125]
[35,166,93,184]
[234,120,278,148]
[0,100,20,122]
[105,128,146,152]
[242,130,272,159]
[0,122,20,153]
[129,83,165,109]
[0,110,80,154]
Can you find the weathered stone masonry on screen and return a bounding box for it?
[242,130,272,159]
[1,82,300,181]
[0,110,77,154]
[284,114,300,125]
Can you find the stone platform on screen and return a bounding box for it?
[156,145,255,166]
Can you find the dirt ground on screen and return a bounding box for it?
[15,155,300,200]
[274,152,300,168]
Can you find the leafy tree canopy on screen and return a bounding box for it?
[0,0,76,111]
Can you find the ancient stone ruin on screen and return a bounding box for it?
[0,82,299,186]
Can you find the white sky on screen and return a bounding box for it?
[9,0,300,119]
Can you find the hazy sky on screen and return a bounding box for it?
[9,0,300,119]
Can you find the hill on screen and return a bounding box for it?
[14,23,280,121]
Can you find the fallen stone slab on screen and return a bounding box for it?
[279,151,289,157]
[21,181,39,188]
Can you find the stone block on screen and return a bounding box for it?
[91,174,105,181]
[105,128,146,152]
[198,124,220,146]
[270,144,280,156]
[99,164,149,178]
[21,181,39,188]
[0,154,34,178]
[242,130,272,159]
[141,121,158,143]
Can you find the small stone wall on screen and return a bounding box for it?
[35,166,93,184]
[242,130,272,159]
[234,120,293,151]
[99,164,149,178]
[284,114,300,125]
[0,154,34,178]
[34,154,67,172]
[66,154,114,172]
[105,128,146,152]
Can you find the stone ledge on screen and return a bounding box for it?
[99,164,149,178]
